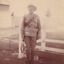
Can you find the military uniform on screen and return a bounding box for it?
[21,14,41,64]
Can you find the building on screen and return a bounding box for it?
[0,0,11,28]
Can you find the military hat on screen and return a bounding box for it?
[28,4,37,11]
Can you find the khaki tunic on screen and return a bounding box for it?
[21,14,41,40]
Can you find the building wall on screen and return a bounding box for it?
[0,5,11,28]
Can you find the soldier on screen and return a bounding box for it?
[21,4,41,64]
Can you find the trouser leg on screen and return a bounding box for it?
[26,50,31,64]
[24,36,36,64]
[24,36,31,64]
[30,37,36,64]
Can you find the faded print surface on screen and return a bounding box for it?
[0,0,64,64]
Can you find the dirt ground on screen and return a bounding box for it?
[0,28,64,64]
[0,50,63,64]
[0,50,43,64]
[0,28,42,64]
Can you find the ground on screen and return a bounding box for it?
[0,50,63,64]
[0,28,41,64]
[0,50,44,64]
[0,28,64,64]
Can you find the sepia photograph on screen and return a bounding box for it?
[0,0,64,64]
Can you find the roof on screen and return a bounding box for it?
[0,0,10,6]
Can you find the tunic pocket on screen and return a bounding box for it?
[24,27,38,37]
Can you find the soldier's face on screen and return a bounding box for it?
[28,7,34,13]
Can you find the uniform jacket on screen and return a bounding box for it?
[21,14,41,40]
